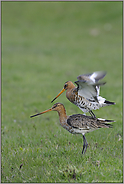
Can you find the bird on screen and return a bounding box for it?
[30,103,114,154]
[51,71,115,118]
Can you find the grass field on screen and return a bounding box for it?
[2,1,123,183]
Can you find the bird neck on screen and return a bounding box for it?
[57,107,68,123]
[66,87,77,103]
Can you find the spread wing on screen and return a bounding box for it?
[77,71,106,83]
[75,71,106,102]
[76,71,106,96]
[75,81,99,102]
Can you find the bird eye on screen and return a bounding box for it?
[64,83,68,89]
[52,104,57,109]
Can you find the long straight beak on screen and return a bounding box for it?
[30,108,52,118]
[51,88,65,103]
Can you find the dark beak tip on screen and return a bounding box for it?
[51,98,55,103]
[30,113,40,118]
[30,115,34,118]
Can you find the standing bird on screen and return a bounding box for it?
[30,103,114,154]
[51,71,115,118]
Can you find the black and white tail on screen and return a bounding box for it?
[97,118,115,128]
[104,100,115,105]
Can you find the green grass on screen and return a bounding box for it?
[2,1,122,183]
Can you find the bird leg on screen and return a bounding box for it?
[89,110,96,119]
[82,134,88,154]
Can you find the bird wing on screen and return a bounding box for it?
[67,114,98,130]
[67,114,89,130]
[75,80,103,102]
[77,71,106,83]
[75,71,106,102]
[77,71,106,97]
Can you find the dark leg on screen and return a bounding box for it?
[82,134,88,154]
[89,110,96,119]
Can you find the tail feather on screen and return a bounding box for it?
[98,118,115,122]
[104,123,113,128]
[97,118,115,128]
[105,119,115,122]
[104,119,115,128]
[104,100,115,105]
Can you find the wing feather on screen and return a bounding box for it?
[75,71,106,102]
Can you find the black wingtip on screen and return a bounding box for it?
[105,119,114,128]
[106,123,113,128]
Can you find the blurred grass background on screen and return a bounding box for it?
[2,1,122,183]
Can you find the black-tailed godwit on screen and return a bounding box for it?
[30,103,114,154]
[51,71,115,118]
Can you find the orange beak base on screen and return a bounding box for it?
[30,108,52,118]
[51,88,65,103]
